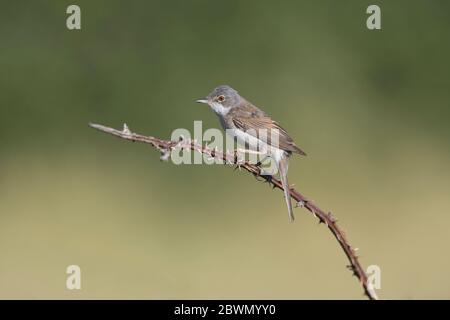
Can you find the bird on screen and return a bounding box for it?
[196,85,306,222]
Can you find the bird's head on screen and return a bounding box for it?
[196,85,242,115]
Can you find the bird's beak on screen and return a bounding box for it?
[196,98,208,104]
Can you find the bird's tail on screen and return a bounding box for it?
[277,155,294,222]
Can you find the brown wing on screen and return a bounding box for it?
[230,105,306,156]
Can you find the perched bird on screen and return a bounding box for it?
[197,85,306,222]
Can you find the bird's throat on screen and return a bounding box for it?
[210,102,230,116]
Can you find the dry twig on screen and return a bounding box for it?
[89,122,379,300]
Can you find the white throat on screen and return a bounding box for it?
[210,102,230,116]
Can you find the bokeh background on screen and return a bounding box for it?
[1,0,449,299]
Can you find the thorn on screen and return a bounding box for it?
[234,161,244,171]
[160,150,171,162]
[327,211,337,223]
[295,200,305,208]
[310,209,318,220]
[346,265,357,274]
[122,123,131,135]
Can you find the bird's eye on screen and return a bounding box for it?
[217,95,225,102]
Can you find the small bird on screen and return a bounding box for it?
[197,85,306,222]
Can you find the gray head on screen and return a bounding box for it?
[196,85,243,115]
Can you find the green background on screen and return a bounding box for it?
[1,0,449,299]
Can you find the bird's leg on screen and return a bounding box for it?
[255,155,270,167]
[230,148,250,171]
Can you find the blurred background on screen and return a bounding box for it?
[0,0,449,299]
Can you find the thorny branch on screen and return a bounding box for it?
[89,122,379,300]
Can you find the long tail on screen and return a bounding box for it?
[277,155,294,222]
